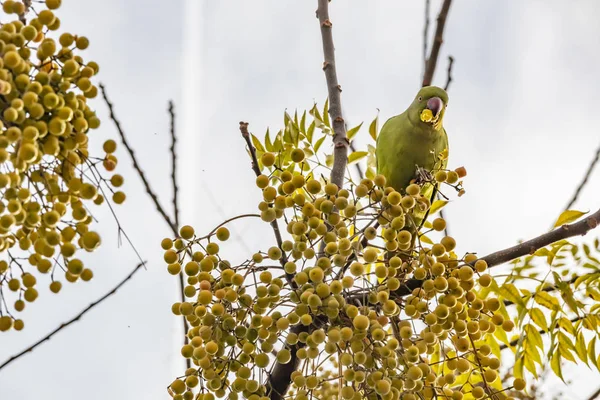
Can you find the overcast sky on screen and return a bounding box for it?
[1,1,600,399]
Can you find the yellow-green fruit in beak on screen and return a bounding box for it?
[420,109,433,123]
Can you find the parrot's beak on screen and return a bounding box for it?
[426,97,443,118]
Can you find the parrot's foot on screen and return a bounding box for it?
[414,166,433,185]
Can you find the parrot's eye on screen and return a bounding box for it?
[418,96,423,101]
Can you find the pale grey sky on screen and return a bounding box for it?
[1,1,600,399]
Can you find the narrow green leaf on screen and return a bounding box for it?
[348,151,368,165]
[346,122,363,141]
[419,235,434,245]
[534,291,560,311]
[525,324,544,350]
[498,283,524,307]
[553,209,588,228]
[576,332,589,364]
[322,98,330,127]
[251,134,265,152]
[558,317,577,336]
[300,111,307,134]
[429,200,449,215]
[530,308,548,331]
[314,135,327,153]
[369,114,379,141]
[588,337,597,367]
[551,351,565,382]
[513,355,524,379]
[264,129,273,152]
[306,121,316,144]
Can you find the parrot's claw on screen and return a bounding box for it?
[414,166,433,184]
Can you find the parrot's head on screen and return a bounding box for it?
[409,86,449,131]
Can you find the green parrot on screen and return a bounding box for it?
[376,86,449,229]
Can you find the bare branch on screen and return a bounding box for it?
[349,141,364,180]
[422,0,430,80]
[422,0,453,87]
[564,139,600,211]
[238,122,296,290]
[586,386,600,400]
[318,0,348,188]
[100,84,178,234]
[444,55,454,91]
[167,101,190,369]
[0,262,146,371]
[168,101,180,228]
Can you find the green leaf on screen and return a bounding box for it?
[497,283,524,307]
[530,308,548,331]
[314,135,327,153]
[419,234,433,245]
[551,351,565,382]
[558,317,577,336]
[300,111,307,134]
[346,122,363,141]
[525,324,544,350]
[534,291,560,312]
[307,121,316,144]
[264,129,273,152]
[348,151,368,165]
[588,337,597,368]
[576,332,589,364]
[513,355,524,379]
[553,209,588,228]
[369,114,379,141]
[251,134,265,152]
[429,200,449,215]
[322,98,330,127]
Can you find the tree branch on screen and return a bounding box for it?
[318,0,348,188]
[444,55,454,91]
[586,385,600,400]
[266,1,349,397]
[422,0,453,87]
[422,0,431,80]
[238,122,296,291]
[100,84,178,234]
[564,139,600,211]
[346,206,600,303]
[0,262,146,371]
[167,101,190,369]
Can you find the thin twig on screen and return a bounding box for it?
[168,101,180,228]
[18,0,31,24]
[586,385,600,400]
[167,101,190,369]
[564,140,600,211]
[444,55,454,91]
[0,262,146,371]
[422,0,430,80]
[349,141,364,180]
[422,0,453,87]
[238,122,295,290]
[100,84,178,234]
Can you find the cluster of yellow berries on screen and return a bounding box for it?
[0,0,124,332]
[163,112,524,399]
[164,172,525,399]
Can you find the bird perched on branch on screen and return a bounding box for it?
[376,85,449,229]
